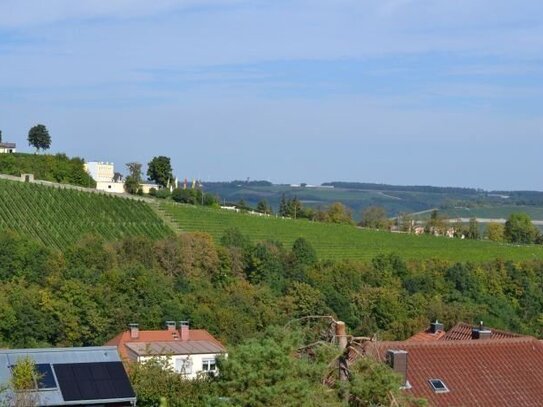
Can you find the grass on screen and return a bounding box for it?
[0,179,172,249]
[161,202,543,262]
[415,206,543,221]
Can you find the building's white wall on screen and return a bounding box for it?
[0,147,16,153]
[141,183,160,194]
[85,162,115,183]
[138,353,222,380]
[96,181,125,194]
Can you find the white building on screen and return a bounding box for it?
[106,321,227,379]
[84,161,126,193]
[0,142,16,154]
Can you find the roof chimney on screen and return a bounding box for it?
[165,321,176,331]
[179,321,190,341]
[128,323,139,339]
[335,321,348,350]
[430,320,444,334]
[472,321,491,340]
[386,350,410,388]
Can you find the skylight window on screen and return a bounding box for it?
[429,379,449,393]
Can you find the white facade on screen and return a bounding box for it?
[137,353,220,380]
[0,143,16,154]
[84,161,115,183]
[84,161,126,193]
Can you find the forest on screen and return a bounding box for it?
[1,228,543,404]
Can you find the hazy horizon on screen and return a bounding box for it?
[1,1,542,191]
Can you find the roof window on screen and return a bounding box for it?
[429,379,449,393]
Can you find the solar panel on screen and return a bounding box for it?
[35,364,57,389]
[53,362,135,402]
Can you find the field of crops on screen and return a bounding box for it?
[162,202,543,262]
[415,206,543,221]
[0,179,172,249]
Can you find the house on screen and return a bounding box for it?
[0,142,16,154]
[0,346,136,407]
[348,322,543,406]
[84,161,125,193]
[106,321,227,379]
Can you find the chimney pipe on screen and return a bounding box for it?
[472,322,492,340]
[430,320,444,334]
[336,321,347,350]
[165,321,176,331]
[179,321,190,341]
[387,350,409,388]
[128,323,139,339]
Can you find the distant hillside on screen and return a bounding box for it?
[161,202,543,262]
[203,181,543,221]
[0,152,95,188]
[0,179,172,249]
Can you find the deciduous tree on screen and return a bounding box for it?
[27,124,51,153]
[147,156,173,188]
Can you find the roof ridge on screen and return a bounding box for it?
[375,336,539,349]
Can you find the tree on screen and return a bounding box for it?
[147,156,173,188]
[504,212,539,244]
[466,218,480,240]
[27,124,51,153]
[124,162,142,195]
[486,222,505,242]
[359,206,389,229]
[0,130,2,143]
[326,202,353,225]
[291,237,317,266]
[256,199,272,214]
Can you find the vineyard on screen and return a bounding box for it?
[0,179,172,249]
[161,202,543,262]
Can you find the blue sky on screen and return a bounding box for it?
[0,0,542,190]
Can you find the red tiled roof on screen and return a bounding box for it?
[362,337,543,407]
[406,329,446,342]
[106,328,226,361]
[441,322,525,341]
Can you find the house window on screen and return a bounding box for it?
[429,379,449,393]
[202,358,216,372]
[174,358,193,375]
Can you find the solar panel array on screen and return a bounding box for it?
[53,362,135,402]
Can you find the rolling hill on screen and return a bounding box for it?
[160,202,543,262]
[0,179,172,249]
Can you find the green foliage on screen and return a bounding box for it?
[291,237,317,267]
[256,199,273,214]
[359,206,389,229]
[160,203,543,262]
[129,358,217,407]
[504,212,539,244]
[0,153,95,187]
[486,222,505,242]
[125,162,143,195]
[315,202,354,225]
[27,124,51,152]
[0,179,171,249]
[147,156,173,188]
[217,327,339,407]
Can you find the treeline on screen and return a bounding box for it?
[0,153,95,187]
[323,182,481,195]
[1,229,543,350]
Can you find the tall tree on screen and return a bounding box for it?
[256,199,272,214]
[27,124,51,153]
[124,162,143,195]
[504,212,539,244]
[486,222,505,242]
[147,156,173,188]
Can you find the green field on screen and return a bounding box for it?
[415,206,543,220]
[0,179,172,249]
[161,202,543,262]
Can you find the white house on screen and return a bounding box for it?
[0,142,16,154]
[106,321,227,379]
[84,161,126,193]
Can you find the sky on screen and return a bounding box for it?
[0,0,542,191]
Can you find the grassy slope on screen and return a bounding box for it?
[161,202,543,262]
[0,179,172,249]
[415,206,543,220]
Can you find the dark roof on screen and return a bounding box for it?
[0,143,16,148]
[0,346,136,406]
[441,322,525,341]
[362,337,543,407]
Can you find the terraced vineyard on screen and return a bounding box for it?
[162,202,543,262]
[0,179,172,249]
